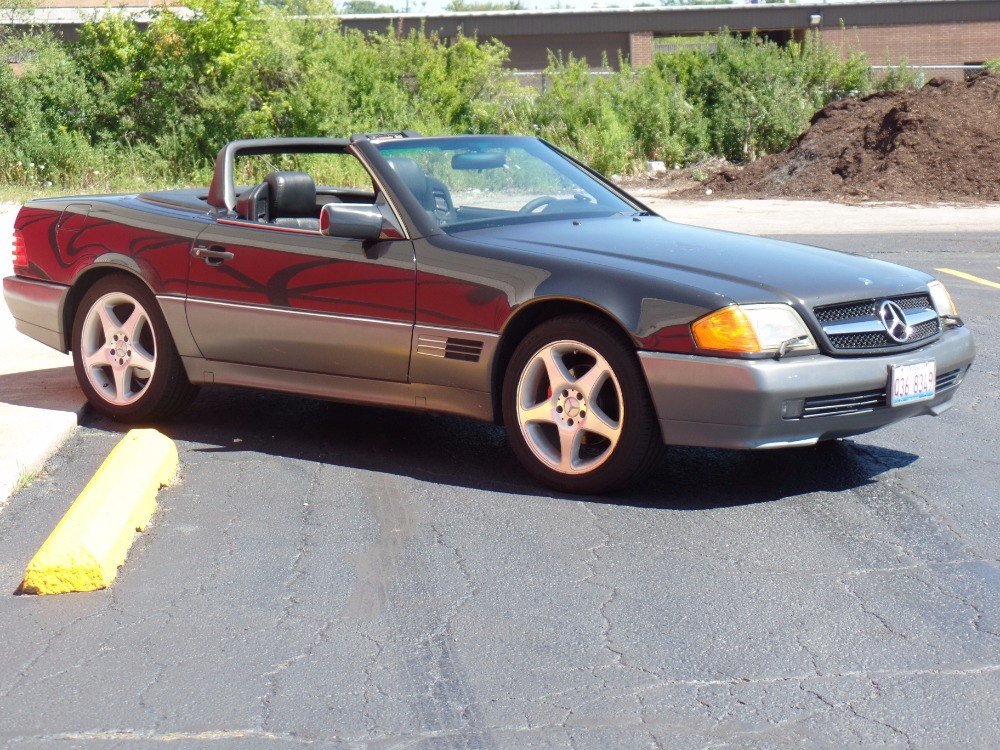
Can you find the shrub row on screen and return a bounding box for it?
[0,0,913,190]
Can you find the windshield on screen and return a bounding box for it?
[374,136,638,233]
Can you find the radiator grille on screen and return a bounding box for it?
[827,318,940,351]
[814,293,939,353]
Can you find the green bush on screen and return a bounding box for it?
[872,55,924,92]
[510,53,708,175]
[496,29,881,170]
[651,31,873,162]
[0,33,103,187]
[0,12,920,191]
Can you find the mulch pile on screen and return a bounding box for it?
[702,70,1000,203]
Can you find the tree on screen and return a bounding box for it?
[340,0,396,12]
[0,0,34,26]
[445,0,524,11]
[659,0,733,6]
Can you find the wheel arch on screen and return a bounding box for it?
[490,298,638,424]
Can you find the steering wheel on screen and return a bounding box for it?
[519,196,557,214]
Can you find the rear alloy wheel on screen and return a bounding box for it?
[502,315,662,494]
[72,275,198,422]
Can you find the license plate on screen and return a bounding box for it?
[889,360,936,407]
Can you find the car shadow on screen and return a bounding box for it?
[0,365,83,413]
[622,439,915,510]
[81,386,917,511]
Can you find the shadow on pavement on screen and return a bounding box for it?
[0,366,81,412]
[81,385,917,511]
[622,439,914,510]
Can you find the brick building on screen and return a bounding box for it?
[341,0,1000,78]
[4,1,1000,78]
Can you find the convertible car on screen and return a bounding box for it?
[3,133,976,492]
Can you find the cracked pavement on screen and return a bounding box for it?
[1,230,998,748]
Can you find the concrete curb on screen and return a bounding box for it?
[0,403,83,500]
[19,429,178,595]
[1,203,88,505]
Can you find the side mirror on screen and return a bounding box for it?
[320,203,384,240]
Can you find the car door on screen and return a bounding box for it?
[185,218,415,382]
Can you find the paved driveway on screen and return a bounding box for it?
[1,202,999,748]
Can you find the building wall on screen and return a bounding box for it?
[629,31,654,69]
[500,33,633,71]
[822,20,1000,76]
[616,20,1000,77]
[8,3,1000,76]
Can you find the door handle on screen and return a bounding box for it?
[192,245,235,265]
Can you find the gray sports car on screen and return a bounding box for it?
[3,133,976,492]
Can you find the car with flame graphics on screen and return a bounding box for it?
[3,134,975,492]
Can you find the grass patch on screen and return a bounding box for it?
[11,466,41,496]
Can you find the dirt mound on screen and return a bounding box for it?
[703,70,1000,203]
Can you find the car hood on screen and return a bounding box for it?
[454,214,932,307]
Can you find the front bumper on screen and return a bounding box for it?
[3,275,71,353]
[638,326,975,450]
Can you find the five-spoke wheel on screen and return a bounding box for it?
[72,275,198,422]
[503,315,662,493]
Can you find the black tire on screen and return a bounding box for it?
[501,314,663,494]
[71,274,199,423]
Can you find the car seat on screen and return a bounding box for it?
[386,158,455,224]
[265,171,320,229]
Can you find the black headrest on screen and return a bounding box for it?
[386,158,429,204]
[265,171,316,217]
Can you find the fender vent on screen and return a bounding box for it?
[417,335,484,363]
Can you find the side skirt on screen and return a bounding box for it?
[180,356,496,423]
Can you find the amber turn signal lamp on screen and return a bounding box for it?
[691,306,762,353]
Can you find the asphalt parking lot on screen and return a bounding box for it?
[1,201,999,747]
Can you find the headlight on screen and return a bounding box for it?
[927,280,957,317]
[691,304,817,356]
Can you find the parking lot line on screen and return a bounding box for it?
[935,268,1000,290]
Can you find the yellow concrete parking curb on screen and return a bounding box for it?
[19,429,178,595]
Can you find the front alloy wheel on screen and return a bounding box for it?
[503,315,662,494]
[516,340,623,475]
